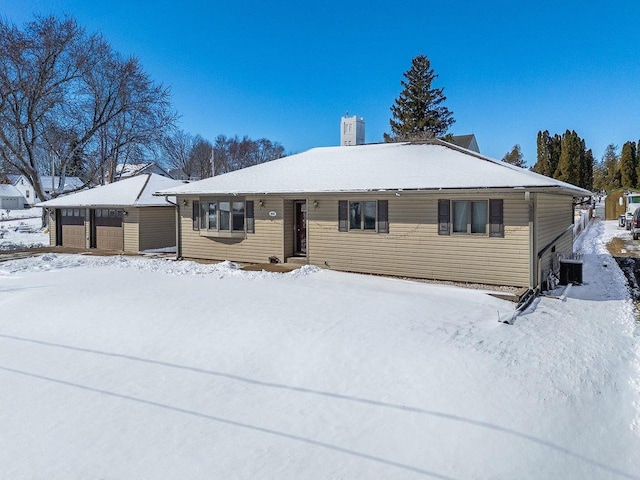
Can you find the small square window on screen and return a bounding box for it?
[452,200,488,234]
[348,201,377,231]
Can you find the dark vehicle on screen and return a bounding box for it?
[632,208,640,240]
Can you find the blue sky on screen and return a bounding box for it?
[2,0,639,165]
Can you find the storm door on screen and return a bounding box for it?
[294,200,307,255]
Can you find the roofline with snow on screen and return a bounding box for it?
[153,140,592,198]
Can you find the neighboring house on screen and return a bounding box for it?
[449,134,480,153]
[7,174,84,205]
[168,168,201,182]
[157,140,591,290]
[38,174,185,252]
[115,162,173,180]
[0,184,27,210]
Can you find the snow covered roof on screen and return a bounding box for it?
[156,140,592,197]
[7,174,83,192]
[37,174,185,208]
[40,176,83,192]
[115,162,172,179]
[0,184,24,197]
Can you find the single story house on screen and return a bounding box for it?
[0,184,27,210]
[156,140,591,289]
[7,174,84,206]
[38,173,184,252]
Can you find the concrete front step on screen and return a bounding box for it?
[285,256,308,265]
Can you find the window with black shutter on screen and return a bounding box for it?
[489,199,504,237]
[246,200,255,233]
[377,200,389,233]
[438,199,450,235]
[338,200,348,232]
[192,200,200,231]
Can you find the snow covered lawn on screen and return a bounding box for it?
[0,220,638,479]
[0,210,48,250]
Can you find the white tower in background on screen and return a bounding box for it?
[340,114,365,146]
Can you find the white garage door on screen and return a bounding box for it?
[1,197,20,209]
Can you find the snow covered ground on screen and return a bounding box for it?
[0,210,48,250]
[0,218,638,479]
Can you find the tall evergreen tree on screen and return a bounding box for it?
[548,133,562,178]
[555,130,581,185]
[66,139,86,180]
[637,139,640,186]
[501,144,526,167]
[533,130,562,177]
[533,130,551,176]
[384,55,454,142]
[582,148,594,191]
[619,141,637,188]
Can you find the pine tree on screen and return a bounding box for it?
[548,133,562,177]
[555,130,581,185]
[384,55,454,141]
[533,130,562,177]
[597,144,619,191]
[619,141,637,188]
[636,139,640,186]
[582,148,594,190]
[501,144,526,167]
[533,131,551,175]
[66,140,86,179]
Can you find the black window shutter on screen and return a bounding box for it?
[377,200,389,233]
[438,199,450,235]
[338,201,348,232]
[489,199,504,237]
[192,200,200,231]
[246,200,255,233]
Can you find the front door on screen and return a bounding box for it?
[294,200,307,255]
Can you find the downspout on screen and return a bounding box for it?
[164,195,181,260]
[527,191,535,289]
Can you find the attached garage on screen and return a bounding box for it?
[56,208,87,248]
[39,174,184,253]
[91,209,124,250]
